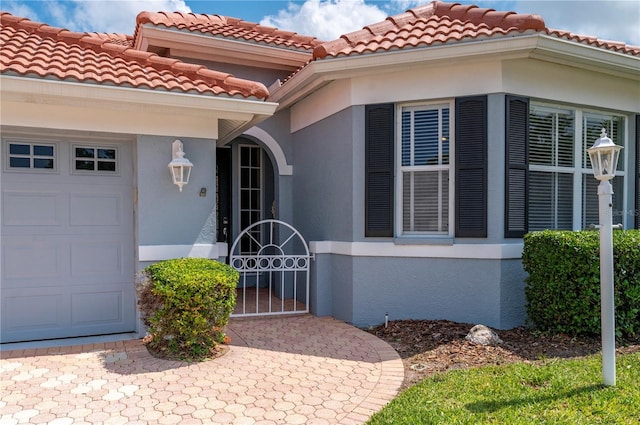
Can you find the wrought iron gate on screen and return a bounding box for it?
[229,220,311,317]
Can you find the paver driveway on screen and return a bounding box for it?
[0,315,403,424]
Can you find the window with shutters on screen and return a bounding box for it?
[528,103,626,230]
[397,102,453,236]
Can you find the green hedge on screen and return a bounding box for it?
[137,258,238,360]
[522,230,640,339]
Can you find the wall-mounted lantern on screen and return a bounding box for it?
[168,139,193,192]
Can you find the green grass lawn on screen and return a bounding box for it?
[367,352,640,425]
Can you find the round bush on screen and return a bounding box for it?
[137,258,238,360]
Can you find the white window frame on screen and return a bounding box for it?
[71,144,119,175]
[529,101,628,230]
[238,144,264,255]
[395,100,455,238]
[4,140,58,173]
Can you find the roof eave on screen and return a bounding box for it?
[531,35,640,81]
[135,25,313,71]
[270,35,541,109]
[271,34,640,109]
[0,76,278,141]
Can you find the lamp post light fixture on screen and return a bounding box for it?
[168,139,193,192]
[586,128,623,387]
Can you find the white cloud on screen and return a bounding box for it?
[260,0,638,45]
[8,0,192,34]
[69,0,191,33]
[387,0,422,12]
[260,0,388,41]
[502,1,639,46]
[2,0,40,21]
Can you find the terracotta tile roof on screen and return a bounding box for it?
[86,32,134,47]
[313,1,640,59]
[544,28,640,56]
[0,12,269,99]
[136,11,324,52]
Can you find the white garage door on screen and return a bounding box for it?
[1,137,136,343]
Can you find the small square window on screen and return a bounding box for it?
[34,158,54,169]
[34,145,54,156]
[98,149,116,159]
[6,142,56,171]
[9,157,30,168]
[72,145,118,174]
[97,161,116,172]
[76,160,95,171]
[75,147,95,158]
[10,144,30,155]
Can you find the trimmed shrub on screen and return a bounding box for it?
[137,258,238,361]
[522,230,640,339]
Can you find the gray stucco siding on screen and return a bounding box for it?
[136,135,217,246]
[499,259,528,328]
[311,252,527,329]
[292,107,357,242]
[352,256,502,328]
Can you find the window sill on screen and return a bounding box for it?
[393,237,454,246]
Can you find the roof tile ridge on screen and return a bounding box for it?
[0,12,113,48]
[312,1,439,60]
[373,1,440,36]
[1,12,56,37]
[312,17,384,59]
[433,1,545,32]
[197,68,269,99]
[545,28,640,56]
[313,34,354,60]
[137,11,227,29]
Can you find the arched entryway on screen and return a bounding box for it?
[216,137,277,252]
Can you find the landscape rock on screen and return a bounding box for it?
[465,324,503,346]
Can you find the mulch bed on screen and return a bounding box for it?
[368,319,640,390]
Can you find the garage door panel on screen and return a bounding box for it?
[70,193,123,227]
[2,291,67,332]
[2,191,63,227]
[71,240,124,277]
[2,236,65,283]
[71,291,125,326]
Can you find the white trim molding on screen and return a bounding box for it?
[139,243,228,262]
[236,127,293,175]
[309,241,524,260]
[0,76,277,141]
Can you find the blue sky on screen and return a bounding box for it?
[2,0,639,44]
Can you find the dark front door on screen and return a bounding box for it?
[216,147,232,245]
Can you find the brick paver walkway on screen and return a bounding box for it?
[0,315,403,424]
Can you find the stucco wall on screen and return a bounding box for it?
[136,135,217,247]
[312,253,526,329]
[292,107,357,241]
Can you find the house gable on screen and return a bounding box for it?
[132,11,320,73]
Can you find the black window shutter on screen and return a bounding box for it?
[636,115,640,229]
[365,104,394,237]
[455,96,488,238]
[504,95,529,238]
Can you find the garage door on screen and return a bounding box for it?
[1,137,136,343]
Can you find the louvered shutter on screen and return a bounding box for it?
[365,104,394,237]
[504,95,529,238]
[455,96,487,238]
[636,115,640,229]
